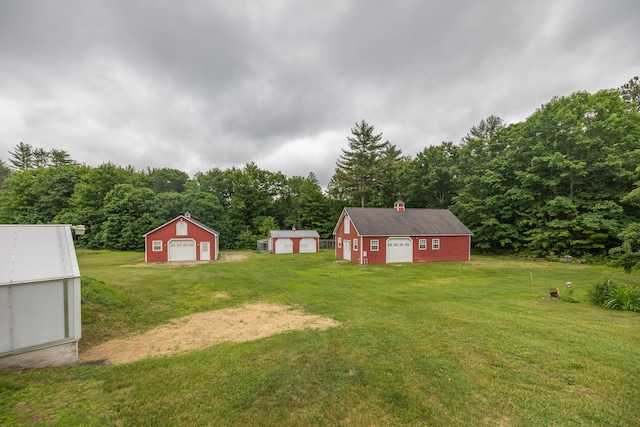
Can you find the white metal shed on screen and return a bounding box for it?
[0,225,82,371]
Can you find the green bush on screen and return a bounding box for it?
[589,278,640,312]
[560,286,579,303]
[589,278,615,306]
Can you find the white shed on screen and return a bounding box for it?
[0,225,82,371]
[267,230,321,254]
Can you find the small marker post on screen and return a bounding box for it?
[530,272,535,296]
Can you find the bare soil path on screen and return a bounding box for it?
[80,303,339,365]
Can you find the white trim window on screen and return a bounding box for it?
[344,216,350,234]
[353,239,358,251]
[338,237,342,248]
[176,220,188,236]
[152,240,163,251]
[432,239,440,250]
[370,240,379,251]
[419,239,427,250]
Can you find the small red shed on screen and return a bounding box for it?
[144,212,219,263]
[333,201,472,265]
[268,229,320,254]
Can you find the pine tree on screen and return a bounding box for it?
[50,149,74,166]
[8,142,34,171]
[33,148,50,168]
[333,120,388,207]
[620,76,640,113]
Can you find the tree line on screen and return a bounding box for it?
[1,77,639,268]
[0,160,340,250]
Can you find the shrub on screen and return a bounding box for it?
[589,278,614,306]
[589,278,640,312]
[560,286,579,303]
[604,285,640,312]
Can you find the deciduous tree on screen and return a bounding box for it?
[147,167,190,193]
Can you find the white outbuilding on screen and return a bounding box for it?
[267,230,321,254]
[0,224,82,371]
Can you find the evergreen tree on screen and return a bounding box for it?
[333,120,389,207]
[620,76,640,113]
[462,115,505,145]
[49,149,74,166]
[0,158,11,188]
[33,148,50,168]
[369,143,408,207]
[8,142,34,171]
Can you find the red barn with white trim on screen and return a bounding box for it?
[333,201,472,265]
[144,213,219,263]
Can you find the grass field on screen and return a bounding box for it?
[1,250,639,426]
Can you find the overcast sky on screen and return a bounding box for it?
[1,1,639,186]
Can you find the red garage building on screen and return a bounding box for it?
[333,201,472,264]
[144,213,219,263]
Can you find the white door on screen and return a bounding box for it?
[299,238,316,253]
[343,240,351,261]
[168,239,196,261]
[200,241,211,261]
[275,238,293,254]
[386,238,412,263]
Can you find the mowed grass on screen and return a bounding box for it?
[1,251,640,426]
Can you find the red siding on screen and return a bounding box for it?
[334,214,357,261]
[270,237,319,254]
[357,236,470,264]
[335,213,471,265]
[411,236,470,262]
[361,237,386,264]
[145,217,217,263]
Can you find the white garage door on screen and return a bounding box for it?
[168,239,196,261]
[275,238,293,254]
[386,238,412,263]
[299,238,316,253]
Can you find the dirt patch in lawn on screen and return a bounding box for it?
[219,253,249,262]
[80,303,339,365]
[130,252,248,268]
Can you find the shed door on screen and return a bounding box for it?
[275,238,293,254]
[343,240,351,261]
[299,238,316,253]
[200,242,211,261]
[386,238,412,263]
[168,239,196,261]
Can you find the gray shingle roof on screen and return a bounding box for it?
[188,217,220,236]
[341,208,472,236]
[270,230,320,238]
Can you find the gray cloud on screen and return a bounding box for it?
[1,0,639,186]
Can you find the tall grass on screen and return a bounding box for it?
[1,251,639,426]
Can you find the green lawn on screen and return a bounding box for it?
[2,251,639,426]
